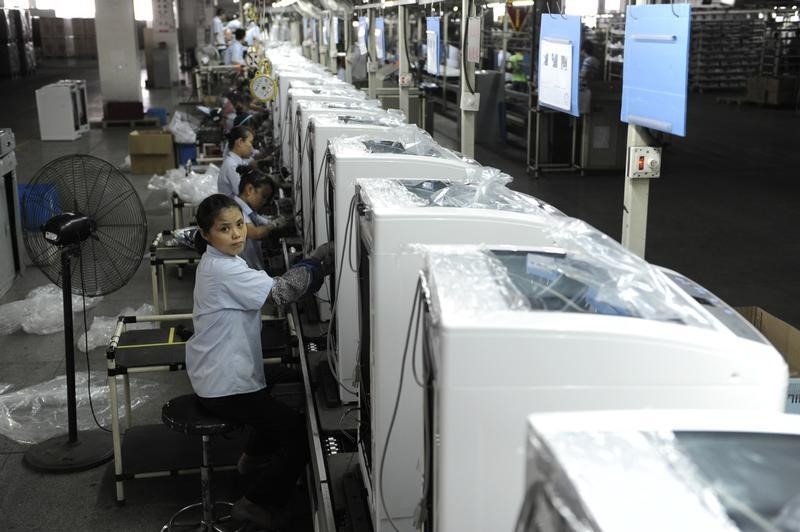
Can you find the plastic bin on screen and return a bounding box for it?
[18,183,60,230]
[175,143,197,166]
[145,107,168,126]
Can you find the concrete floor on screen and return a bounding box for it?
[1,57,799,531]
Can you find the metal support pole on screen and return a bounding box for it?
[345,10,353,84]
[398,5,411,120]
[459,0,477,158]
[621,124,651,258]
[367,9,377,99]
[442,13,449,111]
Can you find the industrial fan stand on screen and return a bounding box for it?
[23,245,113,473]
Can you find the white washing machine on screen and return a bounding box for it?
[519,409,800,531]
[282,87,370,173]
[325,127,482,403]
[355,177,563,532]
[418,244,788,532]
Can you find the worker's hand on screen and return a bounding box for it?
[310,242,335,277]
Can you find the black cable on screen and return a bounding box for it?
[78,247,111,433]
[378,277,423,532]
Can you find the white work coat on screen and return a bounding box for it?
[186,245,274,398]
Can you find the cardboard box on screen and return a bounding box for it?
[129,130,175,174]
[737,306,800,413]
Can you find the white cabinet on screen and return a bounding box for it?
[35,80,89,141]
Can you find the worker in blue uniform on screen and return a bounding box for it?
[231,167,284,271]
[223,28,247,67]
[186,194,332,529]
[218,126,255,197]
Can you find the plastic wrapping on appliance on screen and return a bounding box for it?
[357,179,431,208]
[518,429,742,532]
[77,303,156,353]
[0,372,157,444]
[419,246,531,326]
[357,172,563,218]
[537,217,713,327]
[329,125,464,160]
[429,169,565,217]
[290,87,366,99]
[420,227,714,328]
[298,99,384,113]
[0,285,103,336]
[167,111,200,144]
[311,111,406,128]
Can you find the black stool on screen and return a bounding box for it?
[160,394,241,532]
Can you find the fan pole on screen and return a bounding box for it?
[63,250,78,443]
[22,247,113,473]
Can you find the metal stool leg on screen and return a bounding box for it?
[161,435,238,532]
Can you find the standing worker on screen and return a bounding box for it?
[224,28,247,66]
[213,8,226,56]
[186,194,333,529]
[579,40,602,86]
[219,126,256,197]
[507,48,528,92]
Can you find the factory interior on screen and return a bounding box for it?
[1,0,800,530]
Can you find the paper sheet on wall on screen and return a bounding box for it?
[358,17,368,56]
[375,17,386,61]
[466,16,481,63]
[538,39,573,112]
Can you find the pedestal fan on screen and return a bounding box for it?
[18,154,148,472]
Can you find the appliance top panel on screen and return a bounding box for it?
[329,127,471,164]
[660,269,767,343]
[358,178,564,217]
[311,113,405,128]
[423,245,717,329]
[297,99,386,113]
[523,420,800,532]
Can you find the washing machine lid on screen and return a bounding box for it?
[521,410,800,532]
[422,242,719,330]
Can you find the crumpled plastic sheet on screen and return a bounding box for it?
[0,372,158,444]
[119,154,131,171]
[167,110,200,144]
[328,124,469,161]
[0,285,103,336]
[312,111,406,128]
[161,226,200,249]
[77,303,156,353]
[0,384,12,395]
[357,171,565,219]
[148,163,220,205]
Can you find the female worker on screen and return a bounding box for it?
[218,125,255,197]
[232,165,278,271]
[187,194,332,529]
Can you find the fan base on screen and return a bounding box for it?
[23,430,113,473]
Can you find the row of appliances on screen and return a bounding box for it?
[265,42,792,532]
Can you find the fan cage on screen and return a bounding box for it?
[20,154,148,297]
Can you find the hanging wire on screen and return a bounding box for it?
[671,0,679,18]
[555,0,567,19]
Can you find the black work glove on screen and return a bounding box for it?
[310,242,335,277]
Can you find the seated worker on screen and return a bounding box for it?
[232,166,285,271]
[187,194,333,529]
[219,126,255,197]
[223,28,247,67]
